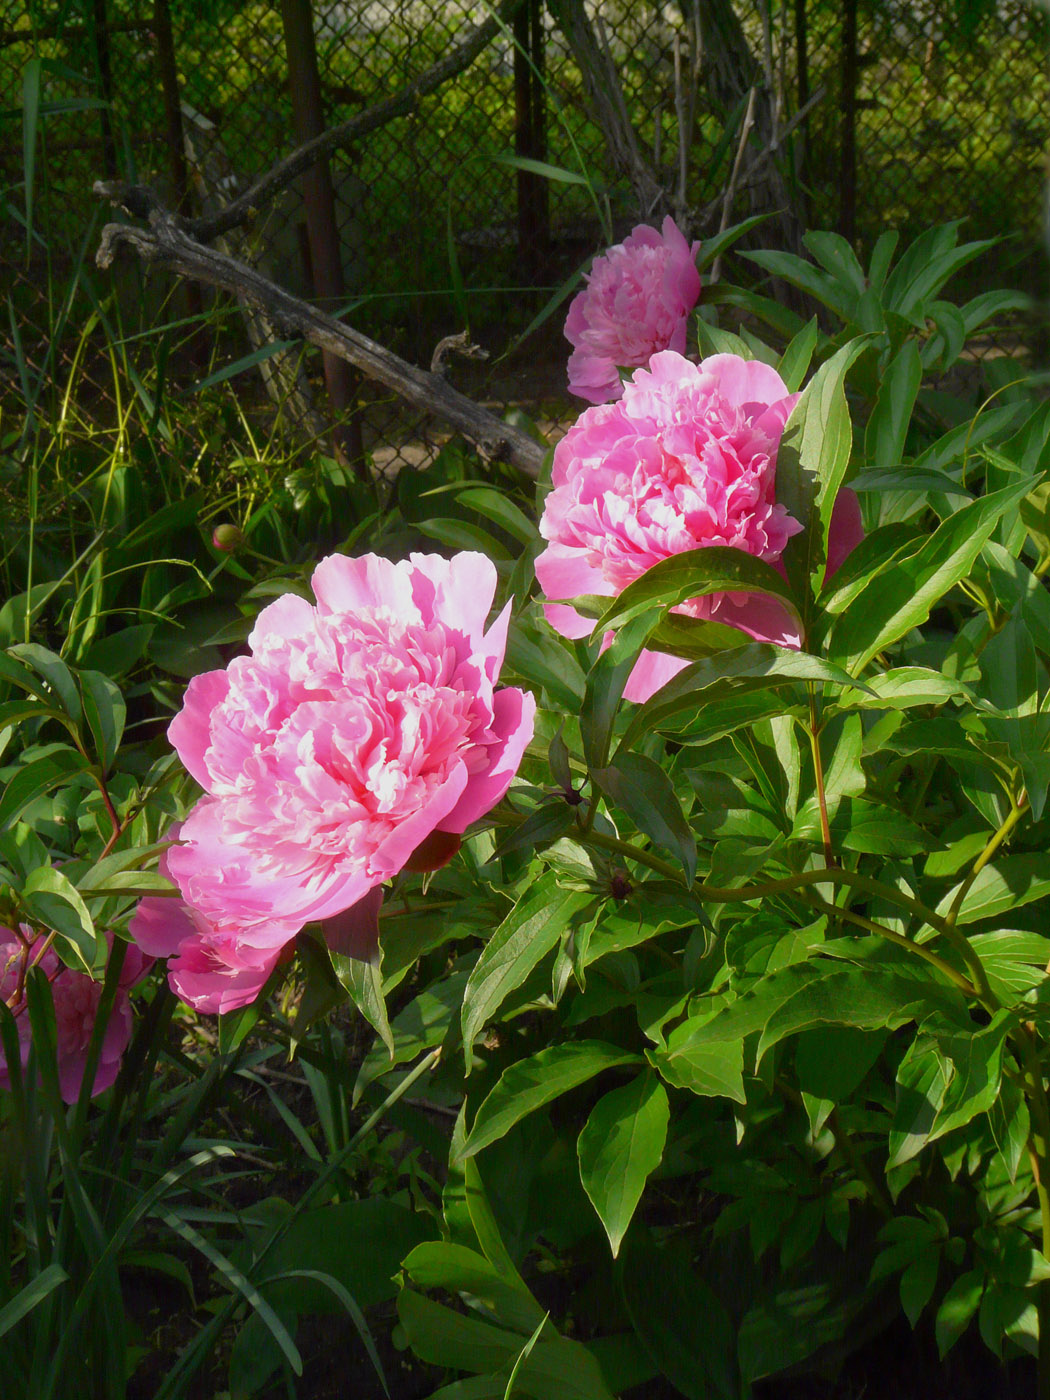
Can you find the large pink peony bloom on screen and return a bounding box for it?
[536,351,863,703]
[131,552,535,1013]
[0,930,152,1102]
[565,216,701,404]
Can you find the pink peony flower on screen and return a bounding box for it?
[565,216,701,404]
[0,930,152,1102]
[536,351,864,703]
[131,552,535,1013]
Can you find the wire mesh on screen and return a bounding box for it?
[1,0,1046,480]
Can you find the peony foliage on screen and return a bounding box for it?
[3,218,1050,1397]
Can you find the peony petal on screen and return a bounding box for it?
[622,649,691,705]
[167,669,230,789]
[311,552,419,623]
[408,550,498,640]
[534,541,610,605]
[322,885,384,961]
[826,487,864,577]
[439,686,536,832]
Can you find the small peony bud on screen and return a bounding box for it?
[211,523,245,553]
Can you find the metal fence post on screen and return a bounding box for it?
[280,0,365,474]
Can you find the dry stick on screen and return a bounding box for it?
[94,205,546,479]
[709,85,756,283]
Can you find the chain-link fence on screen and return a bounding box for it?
[2,0,1047,477]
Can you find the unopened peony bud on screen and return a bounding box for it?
[211,523,245,553]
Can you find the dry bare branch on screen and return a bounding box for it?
[94,199,545,479]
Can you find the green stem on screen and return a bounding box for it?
[1015,1027,1050,1398]
[806,685,835,867]
[946,794,1028,929]
[800,890,978,999]
[582,829,997,1005]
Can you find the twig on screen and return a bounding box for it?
[94,201,545,478]
[430,330,490,376]
[698,82,826,230]
[710,86,756,281]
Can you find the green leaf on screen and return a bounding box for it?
[461,880,593,1065]
[742,248,855,322]
[695,319,755,361]
[817,523,923,617]
[580,609,659,770]
[592,751,695,884]
[826,666,970,713]
[21,865,98,973]
[0,747,90,831]
[492,153,591,186]
[864,341,922,468]
[506,620,585,710]
[830,476,1038,672]
[649,1028,745,1103]
[777,317,819,392]
[793,1026,886,1100]
[935,1269,984,1357]
[936,855,1050,926]
[889,1015,1010,1166]
[355,970,468,1102]
[334,952,394,1059]
[453,487,539,548]
[0,1263,68,1339]
[402,1242,546,1335]
[695,213,770,273]
[621,644,866,748]
[79,670,126,774]
[8,644,82,724]
[592,547,798,638]
[460,1041,642,1159]
[578,1073,668,1258]
[254,1198,433,1314]
[397,1291,615,1399]
[618,1235,738,1400]
[969,931,1050,1002]
[776,338,871,605]
[681,963,951,1065]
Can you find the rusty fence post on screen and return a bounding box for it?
[92,0,117,178]
[514,0,549,282]
[280,0,365,474]
[839,0,858,243]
